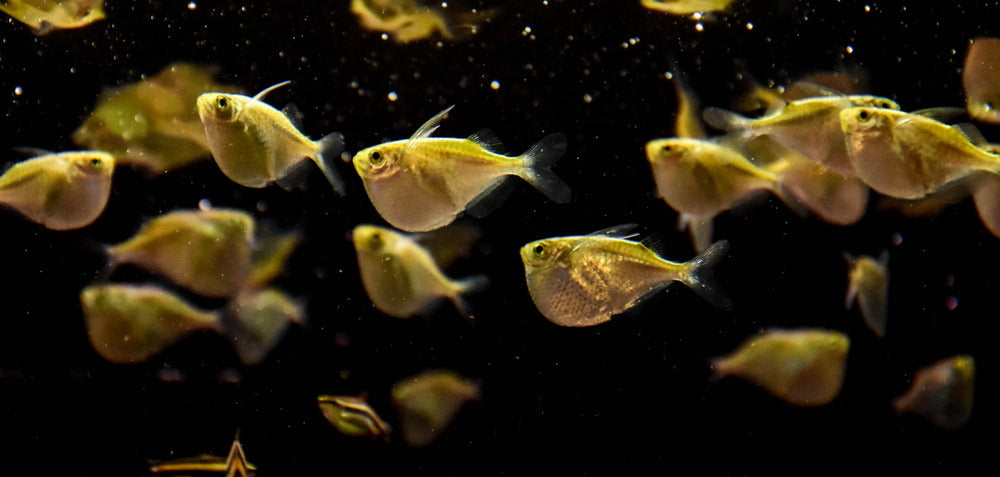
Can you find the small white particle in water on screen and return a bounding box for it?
[692,12,703,20]
[522,26,532,36]
[583,94,593,103]
[387,91,398,101]
[695,23,704,32]
[945,295,959,311]
[381,33,389,40]
[543,0,548,5]
[746,22,754,30]
[441,1,448,7]
[892,232,903,245]
[198,199,212,211]
[256,201,268,213]
[664,72,673,79]
[864,5,871,12]
[187,2,196,10]
[629,37,638,45]
[846,45,854,54]
[14,86,22,95]
[490,80,500,90]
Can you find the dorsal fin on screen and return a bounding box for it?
[467,129,505,153]
[404,105,455,156]
[12,146,54,158]
[952,123,989,146]
[251,80,291,102]
[909,107,966,123]
[585,224,640,240]
[282,103,305,130]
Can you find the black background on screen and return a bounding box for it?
[0,1,995,475]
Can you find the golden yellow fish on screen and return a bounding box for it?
[704,95,900,177]
[352,224,487,319]
[0,150,114,230]
[963,37,1000,124]
[640,0,735,15]
[893,355,974,430]
[150,433,256,476]
[391,369,479,448]
[712,328,850,407]
[520,226,730,327]
[844,252,889,337]
[350,0,494,44]
[105,208,255,298]
[223,288,304,366]
[80,284,221,364]
[197,82,346,194]
[0,0,104,35]
[840,107,1000,199]
[317,394,392,441]
[352,106,570,232]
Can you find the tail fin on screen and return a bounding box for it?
[702,107,752,134]
[519,133,571,204]
[681,239,732,310]
[314,132,347,196]
[448,274,489,322]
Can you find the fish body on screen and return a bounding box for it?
[224,288,304,365]
[317,395,392,441]
[840,107,1000,199]
[0,150,114,230]
[520,226,729,327]
[704,95,900,177]
[845,252,889,337]
[640,0,735,14]
[1,0,105,35]
[391,370,479,448]
[963,37,1000,123]
[893,355,975,430]
[712,328,850,406]
[350,0,494,43]
[352,224,486,318]
[352,106,570,232]
[197,82,346,194]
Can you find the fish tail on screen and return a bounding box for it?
[519,133,572,204]
[678,213,715,253]
[448,274,489,322]
[681,239,732,310]
[314,132,347,196]
[702,107,752,134]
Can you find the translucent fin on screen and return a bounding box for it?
[314,132,347,196]
[586,223,640,240]
[465,176,516,218]
[681,239,732,310]
[909,107,967,123]
[406,105,455,155]
[519,133,571,203]
[275,160,313,191]
[702,107,752,134]
[282,103,305,130]
[782,81,843,99]
[467,129,505,153]
[448,274,489,322]
[11,146,53,158]
[412,222,481,268]
[678,213,715,253]
[251,81,291,102]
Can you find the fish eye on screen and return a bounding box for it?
[368,232,383,249]
[216,96,229,109]
[858,110,869,120]
[90,158,102,167]
[661,144,672,152]
[533,244,545,255]
[370,151,383,163]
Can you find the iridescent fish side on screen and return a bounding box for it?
[0,150,115,230]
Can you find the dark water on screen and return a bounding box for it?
[0,1,994,475]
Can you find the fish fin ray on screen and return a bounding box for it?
[467,129,505,153]
[465,176,516,218]
[585,223,640,240]
[702,107,751,134]
[251,81,291,102]
[275,159,313,191]
[407,105,454,144]
[282,103,305,130]
[314,132,347,195]
[681,239,731,310]
[519,132,571,203]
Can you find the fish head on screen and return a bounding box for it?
[839,107,893,135]
[352,142,403,180]
[352,224,399,254]
[71,151,116,178]
[849,96,900,111]
[197,92,246,124]
[645,138,697,166]
[809,330,850,357]
[520,238,571,271]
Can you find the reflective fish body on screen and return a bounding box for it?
[640,0,735,14]
[197,82,346,194]
[350,0,495,43]
[224,288,304,366]
[391,369,479,448]
[963,37,1000,123]
[840,107,1000,199]
[0,150,115,230]
[520,226,730,327]
[352,106,570,232]
[352,224,487,319]
[317,395,392,441]
[0,0,105,35]
[844,252,889,337]
[893,355,975,430]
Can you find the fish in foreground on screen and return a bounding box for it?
[712,328,850,407]
[223,288,305,366]
[704,95,900,177]
[317,394,392,441]
[391,369,479,447]
[105,208,255,298]
[197,82,346,194]
[80,284,221,364]
[844,252,889,337]
[0,0,105,35]
[520,225,730,327]
[840,107,1000,199]
[150,433,256,476]
[893,355,974,430]
[0,150,115,230]
[352,224,487,319]
[352,106,571,232]
[640,0,735,14]
[963,37,1000,124]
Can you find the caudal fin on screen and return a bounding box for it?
[314,132,347,196]
[681,239,732,310]
[519,133,571,204]
[448,274,490,322]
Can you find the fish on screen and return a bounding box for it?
[350,0,495,44]
[640,0,736,15]
[711,328,850,407]
[150,433,256,476]
[840,107,1000,199]
[0,150,115,230]
[351,106,570,232]
[79,284,221,364]
[704,95,901,177]
[963,37,1000,124]
[105,208,255,298]
[520,225,730,327]
[223,288,305,366]
[0,0,105,35]
[391,369,479,448]
[893,355,975,430]
[844,252,889,337]
[317,394,392,441]
[351,224,487,319]
[196,82,346,194]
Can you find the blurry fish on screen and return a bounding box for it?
[317,394,392,441]
[80,284,221,364]
[352,106,570,232]
[971,172,1000,238]
[704,95,900,177]
[151,433,256,476]
[520,225,730,327]
[197,82,346,194]
[223,288,305,366]
[840,107,1000,199]
[247,230,300,290]
[106,208,255,298]
[844,252,889,337]
[0,0,104,35]
[963,37,1000,124]
[640,0,735,15]
[73,63,241,174]
[391,369,479,447]
[671,72,708,140]
[712,328,850,406]
[0,150,115,230]
[350,0,495,44]
[351,224,487,319]
[893,355,975,430]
